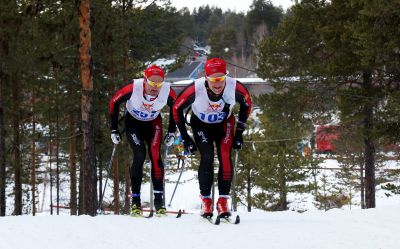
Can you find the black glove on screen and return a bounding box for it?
[232,121,245,150]
[183,136,197,154]
[232,133,243,150]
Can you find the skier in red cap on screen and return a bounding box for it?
[109,64,177,216]
[173,58,253,218]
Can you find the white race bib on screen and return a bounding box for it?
[126,79,170,121]
[191,77,236,124]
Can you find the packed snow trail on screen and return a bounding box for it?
[1,206,399,249]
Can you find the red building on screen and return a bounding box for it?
[315,125,339,153]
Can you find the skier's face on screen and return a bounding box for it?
[206,73,226,95]
[144,75,163,96]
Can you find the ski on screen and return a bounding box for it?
[202,216,218,225]
[215,214,240,225]
[141,208,185,218]
[130,210,153,218]
[144,210,154,218]
[130,209,184,218]
[200,214,220,225]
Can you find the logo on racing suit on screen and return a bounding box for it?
[223,123,232,144]
[152,125,161,146]
[207,102,223,112]
[141,102,154,112]
[131,133,141,145]
[197,131,208,143]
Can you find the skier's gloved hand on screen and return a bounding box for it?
[183,136,197,154]
[233,121,245,150]
[164,132,175,147]
[232,133,243,150]
[111,130,121,145]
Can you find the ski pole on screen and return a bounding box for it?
[97,143,118,214]
[97,127,126,214]
[163,146,169,207]
[231,149,239,212]
[150,174,154,213]
[168,158,186,207]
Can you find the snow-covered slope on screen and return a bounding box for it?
[2,156,400,249]
[1,205,399,249]
[2,157,400,249]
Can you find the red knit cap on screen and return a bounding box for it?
[144,65,165,79]
[204,58,226,76]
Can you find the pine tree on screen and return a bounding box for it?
[257,0,400,209]
[79,0,97,216]
[247,91,320,211]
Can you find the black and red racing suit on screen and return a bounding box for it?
[109,80,176,197]
[173,79,252,197]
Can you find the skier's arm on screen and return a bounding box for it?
[172,83,195,140]
[167,87,177,134]
[235,81,253,128]
[109,83,133,130]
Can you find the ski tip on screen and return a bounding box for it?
[214,216,221,225]
[145,211,154,218]
[234,215,240,224]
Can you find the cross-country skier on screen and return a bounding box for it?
[173,58,253,218]
[109,65,177,216]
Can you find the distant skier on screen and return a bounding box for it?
[173,58,253,218]
[109,65,177,216]
[173,132,187,169]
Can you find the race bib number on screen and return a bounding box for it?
[132,109,158,120]
[199,112,226,123]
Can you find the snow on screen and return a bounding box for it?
[1,205,399,249]
[1,158,400,249]
[150,58,176,68]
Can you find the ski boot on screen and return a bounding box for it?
[216,196,231,218]
[154,193,167,216]
[130,195,142,217]
[200,196,213,218]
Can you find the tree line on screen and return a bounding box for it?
[1,0,399,216]
[250,0,400,211]
[0,0,284,216]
